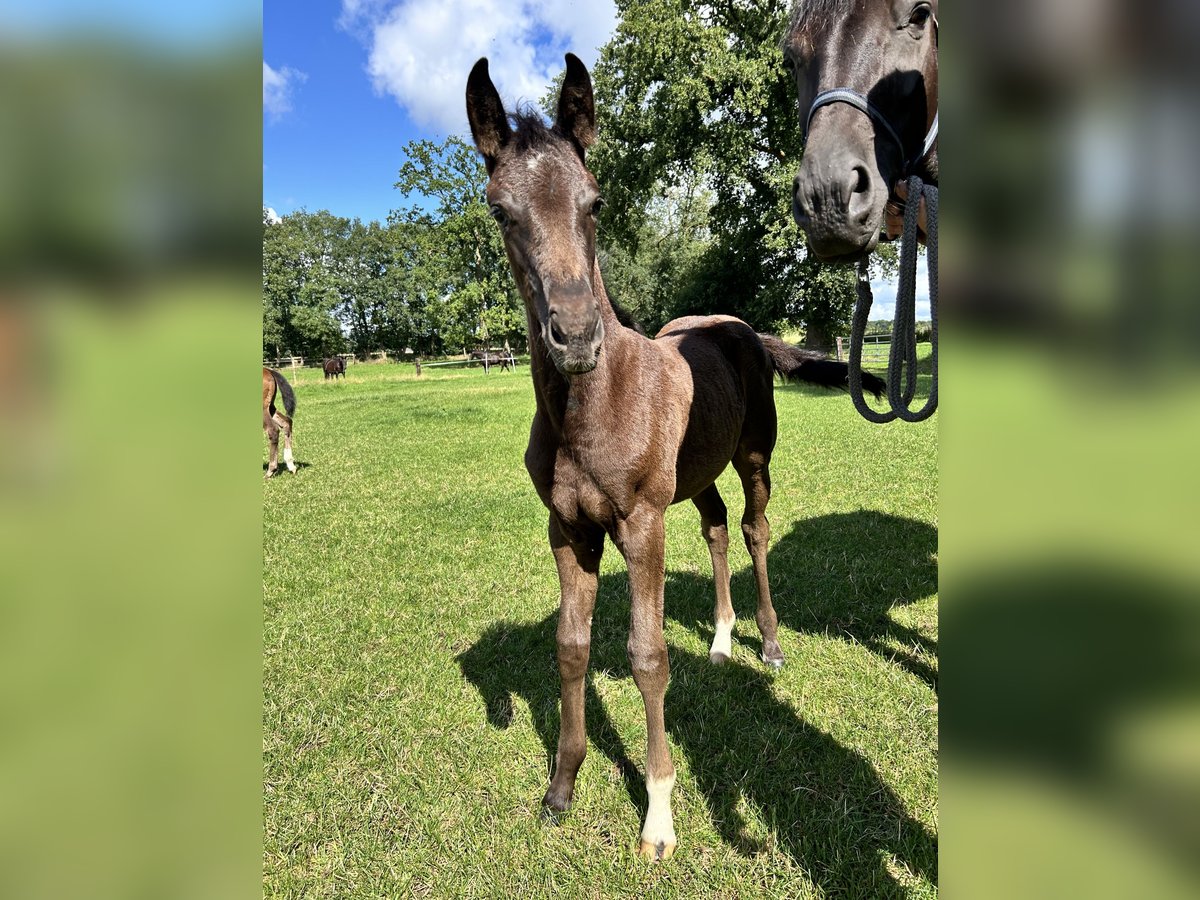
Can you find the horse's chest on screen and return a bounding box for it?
[547,450,631,529]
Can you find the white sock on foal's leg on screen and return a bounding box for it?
[639,772,677,860]
[709,614,735,663]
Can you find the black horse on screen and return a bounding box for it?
[323,357,346,380]
[784,0,938,260]
[469,349,515,372]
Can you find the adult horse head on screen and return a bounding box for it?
[466,54,605,376]
[785,0,938,261]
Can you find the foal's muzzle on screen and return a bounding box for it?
[544,294,604,375]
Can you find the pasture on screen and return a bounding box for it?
[263,358,937,898]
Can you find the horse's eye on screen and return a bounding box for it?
[489,204,508,226]
[590,197,605,217]
[908,3,933,28]
[782,54,795,74]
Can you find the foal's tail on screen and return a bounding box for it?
[271,369,297,418]
[759,335,886,400]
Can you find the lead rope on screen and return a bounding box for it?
[847,175,938,423]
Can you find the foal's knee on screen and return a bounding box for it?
[627,635,668,687]
[556,638,590,682]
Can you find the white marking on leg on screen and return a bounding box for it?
[709,614,735,661]
[640,772,676,853]
[283,445,296,471]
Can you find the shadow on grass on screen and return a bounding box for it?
[457,510,938,893]
[727,511,936,690]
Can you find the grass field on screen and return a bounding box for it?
[263,357,938,898]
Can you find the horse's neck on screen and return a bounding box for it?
[526,263,637,436]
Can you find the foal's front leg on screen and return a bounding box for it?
[543,515,603,814]
[616,506,676,860]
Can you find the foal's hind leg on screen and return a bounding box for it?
[264,414,280,479]
[734,450,785,668]
[273,412,297,473]
[693,484,735,663]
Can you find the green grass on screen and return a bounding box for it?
[264,359,938,898]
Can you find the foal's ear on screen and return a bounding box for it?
[556,53,595,157]
[466,58,510,171]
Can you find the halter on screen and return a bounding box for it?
[801,16,939,179]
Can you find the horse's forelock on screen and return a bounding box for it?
[789,0,853,35]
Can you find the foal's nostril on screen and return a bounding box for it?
[548,313,568,348]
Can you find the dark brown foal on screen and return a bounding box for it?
[466,54,883,860]
[263,367,296,478]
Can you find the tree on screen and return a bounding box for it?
[392,137,522,351]
[262,210,350,359]
[588,0,895,349]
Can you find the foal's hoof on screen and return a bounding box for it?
[761,641,785,669]
[708,650,730,665]
[541,788,572,819]
[637,839,676,861]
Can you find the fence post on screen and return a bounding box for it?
[836,336,844,361]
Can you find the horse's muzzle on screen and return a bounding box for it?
[792,150,883,260]
[544,301,604,375]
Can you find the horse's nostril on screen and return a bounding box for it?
[852,165,870,195]
[549,314,567,347]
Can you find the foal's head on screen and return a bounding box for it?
[784,0,938,260]
[466,54,605,376]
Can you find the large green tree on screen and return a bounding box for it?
[392,137,523,351]
[262,209,350,359]
[589,0,892,348]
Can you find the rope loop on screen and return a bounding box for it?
[847,176,938,423]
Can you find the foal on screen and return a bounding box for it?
[263,367,297,478]
[466,54,883,860]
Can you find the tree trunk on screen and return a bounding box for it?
[804,321,834,354]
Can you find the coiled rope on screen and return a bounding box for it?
[847,175,938,423]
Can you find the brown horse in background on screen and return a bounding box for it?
[263,367,296,478]
[467,54,883,860]
[785,0,938,259]
[323,357,346,379]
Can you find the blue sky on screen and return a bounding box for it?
[263,0,925,317]
[264,1,616,227]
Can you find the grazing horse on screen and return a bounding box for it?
[263,367,296,478]
[785,0,938,260]
[323,356,346,379]
[466,54,884,860]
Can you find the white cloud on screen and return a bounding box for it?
[264,61,307,122]
[342,0,617,134]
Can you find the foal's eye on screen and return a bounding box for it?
[489,205,508,226]
[590,197,605,217]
